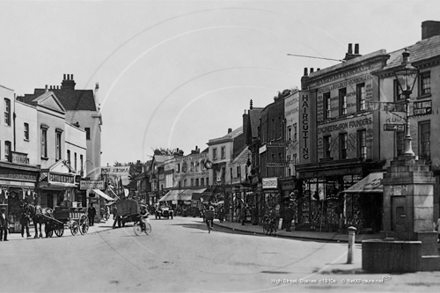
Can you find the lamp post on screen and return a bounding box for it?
[393,49,419,157]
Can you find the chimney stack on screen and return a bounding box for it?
[228,128,232,134]
[354,43,359,54]
[250,99,253,110]
[303,68,308,76]
[348,43,353,54]
[310,68,314,73]
[61,73,76,90]
[422,20,440,40]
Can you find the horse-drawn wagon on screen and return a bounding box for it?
[108,198,141,226]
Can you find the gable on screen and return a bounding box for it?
[49,160,76,174]
[34,92,66,113]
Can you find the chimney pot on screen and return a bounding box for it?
[317,68,320,71]
[355,44,359,54]
[228,128,232,133]
[310,68,314,73]
[63,74,66,80]
[348,43,353,54]
[304,68,308,76]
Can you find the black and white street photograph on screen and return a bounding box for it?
[2,0,440,292]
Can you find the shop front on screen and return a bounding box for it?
[295,158,383,232]
[262,177,281,221]
[0,160,39,233]
[37,161,79,219]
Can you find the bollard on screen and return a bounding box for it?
[347,226,357,264]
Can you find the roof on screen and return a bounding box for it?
[18,88,96,111]
[383,35,440,70]
[153,155,174,164]
[248,108,263,138]
[208,126,243,145]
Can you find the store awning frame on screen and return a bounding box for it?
[343,172,384,194]
[92,189,114,201]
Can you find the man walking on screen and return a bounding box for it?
[20,206,31,237]
[88,204,96,226]
[0,208,9,241]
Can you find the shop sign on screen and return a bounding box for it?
[259,145,267,154]
[49,173,74,184]
[262,177,278,189]
[101,167,130,174]
[0,169,37,181]
[280,181,295,191]
[267,162,286,167]
[11,152,29,165]
[80,180,104,190]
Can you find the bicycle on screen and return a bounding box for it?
[134,214,152,236]
[78,213,89,235]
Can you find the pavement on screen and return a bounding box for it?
[5,217,380,243]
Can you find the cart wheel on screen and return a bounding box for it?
[133,223,142,236]
[144,223,152,235]
[70,222,79,236]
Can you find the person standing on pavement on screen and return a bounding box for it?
[20,205,31,237]
[88,204,96,226]
[283,204,295,232]
[112,206,121,229]
[0,208,9,241]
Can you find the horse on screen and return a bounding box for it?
[21,202,53,238]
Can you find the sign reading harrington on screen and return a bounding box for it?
[262,177,278,189]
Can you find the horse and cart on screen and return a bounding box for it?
[107,198,152,235]
[22,202,90,238]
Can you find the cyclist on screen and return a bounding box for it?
[139,206,149,231]
[204,206,214,232]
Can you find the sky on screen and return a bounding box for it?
[1,0,439,166]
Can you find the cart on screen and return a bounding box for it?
[43,206,87,237]
[108,198,141,226]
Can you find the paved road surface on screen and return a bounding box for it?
[1,217,440,292]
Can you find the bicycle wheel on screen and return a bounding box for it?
[70,222,79,236]
[80,222,89,235]
[133,223,142,236]
[144,223,152,235]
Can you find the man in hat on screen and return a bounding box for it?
[0,208,8,241]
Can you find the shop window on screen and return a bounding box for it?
[339,88,347,116]
[323,92,331,119]
[356,83,366,111]
[4,98,11,126]
[419,121,431,162]
[339,133,347,159]
[420,71,431,96]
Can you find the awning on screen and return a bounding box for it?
[343,172,383,194]
[92,189,114,201]
[178,188,206,201]
[159,189,183,202]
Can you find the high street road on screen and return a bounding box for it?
[1,217,440,292]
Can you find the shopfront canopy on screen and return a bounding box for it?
[159,189,182,202]
[343,172,384,194]
[92,189,114,201]
[178,188,206,201]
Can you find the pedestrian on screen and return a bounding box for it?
[437,217,440,243]
[241,204,248,225]
[87,204,96,226]
[283,204,295,232]
[218,206,225,223]
[251,205,258,225]
[20,205,31,237]
[112,206,121,229]
[0,208,9,241]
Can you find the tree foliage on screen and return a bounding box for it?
[152,148,184,156]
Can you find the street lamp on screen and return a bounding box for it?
[393,49,419,156]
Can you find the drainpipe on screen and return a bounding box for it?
[13,93,16,151]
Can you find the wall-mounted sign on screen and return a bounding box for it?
[259,145,267,154]
[262,177,278,189]
[49,173,74,184]
[413,100,432,116]
[11,152,29,165]
[80,180,104,190]
[383,123,405,132]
